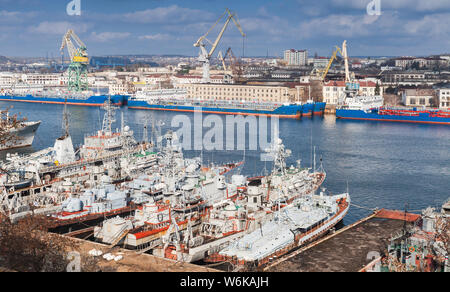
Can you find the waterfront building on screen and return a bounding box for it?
[175,83,293,103]
[437,85,450,109]
[401,89,436,107]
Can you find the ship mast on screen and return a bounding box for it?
[102,96,117,135]
[62,96,70,138]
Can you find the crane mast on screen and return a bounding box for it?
[60,29,89,92]
[194,8,245,83]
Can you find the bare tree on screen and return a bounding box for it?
[0,107,26,147]
[0,213,77,272]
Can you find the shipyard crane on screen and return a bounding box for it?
[60,29,89,92]
[194,8,245,83]
[217,47,237,72]
[314,40,353,82]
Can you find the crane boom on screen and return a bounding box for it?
[60,29,88,63]
[194,8,245,83]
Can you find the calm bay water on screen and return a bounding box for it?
[1,101,449,225]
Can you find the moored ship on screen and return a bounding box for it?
[0,110,40,151]
[335,85,450,125]
[215,190,350,269]
[337,105,450,125]
[127,89,325,118]
[0,91,127,107]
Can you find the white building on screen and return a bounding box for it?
[284,49,308,66]
[437,87,450,109]
[401,89,435,107]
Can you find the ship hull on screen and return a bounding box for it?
[301,103,314,117]
[336,109,450,125]
[127,100,306,119]
[0,95,126,107]
[0,121,41,151]
[313,102,326,115]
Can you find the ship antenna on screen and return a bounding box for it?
[313,146,316,173]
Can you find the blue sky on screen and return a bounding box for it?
[1,0,450,57]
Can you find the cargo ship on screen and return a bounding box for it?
[337,106,450,125]
[0,92,127,107]
[128,89,325,118]
[335,88,450,125]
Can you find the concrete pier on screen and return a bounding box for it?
[265,209,420,272]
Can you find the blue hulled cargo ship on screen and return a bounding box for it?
[337,107,450,125]
[0,94,127,106]
[127,97,326,119]
[313,102,326,116]
[336,94,450,125]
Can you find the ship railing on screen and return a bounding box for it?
[39,146,156,173]
[143,98,285,110]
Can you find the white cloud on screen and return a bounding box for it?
[404,13,450,36]
[124,5,215,24]
[29,21,90,35]
[138,33,170,41]
[90,31,131,42]
[0,10,36,23]
[331,0,450,12]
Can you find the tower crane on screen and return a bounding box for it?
[194,8,245,83]
[60,29,89,92]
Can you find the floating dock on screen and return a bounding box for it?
[265,209,421,272]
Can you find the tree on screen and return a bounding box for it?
[0,107,26,148]
[0,213,77,272]
[375,82,380,95]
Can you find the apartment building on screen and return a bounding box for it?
[284,49,308,66]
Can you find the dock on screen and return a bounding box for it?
[265,209,421,272]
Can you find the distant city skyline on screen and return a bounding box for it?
[1,0,450,58]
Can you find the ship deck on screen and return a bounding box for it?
[264,209,420,272]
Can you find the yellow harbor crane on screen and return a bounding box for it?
[315,40,352,82]
[60,29,89,92]
[194,8,245,83]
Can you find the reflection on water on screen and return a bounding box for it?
[1,101,449,224]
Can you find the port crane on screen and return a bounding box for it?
[314,40,353,82]
[60,29,89,92]
[217,47,237,72]
[194,8,245,83]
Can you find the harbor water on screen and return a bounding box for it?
[1,101,449,225]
